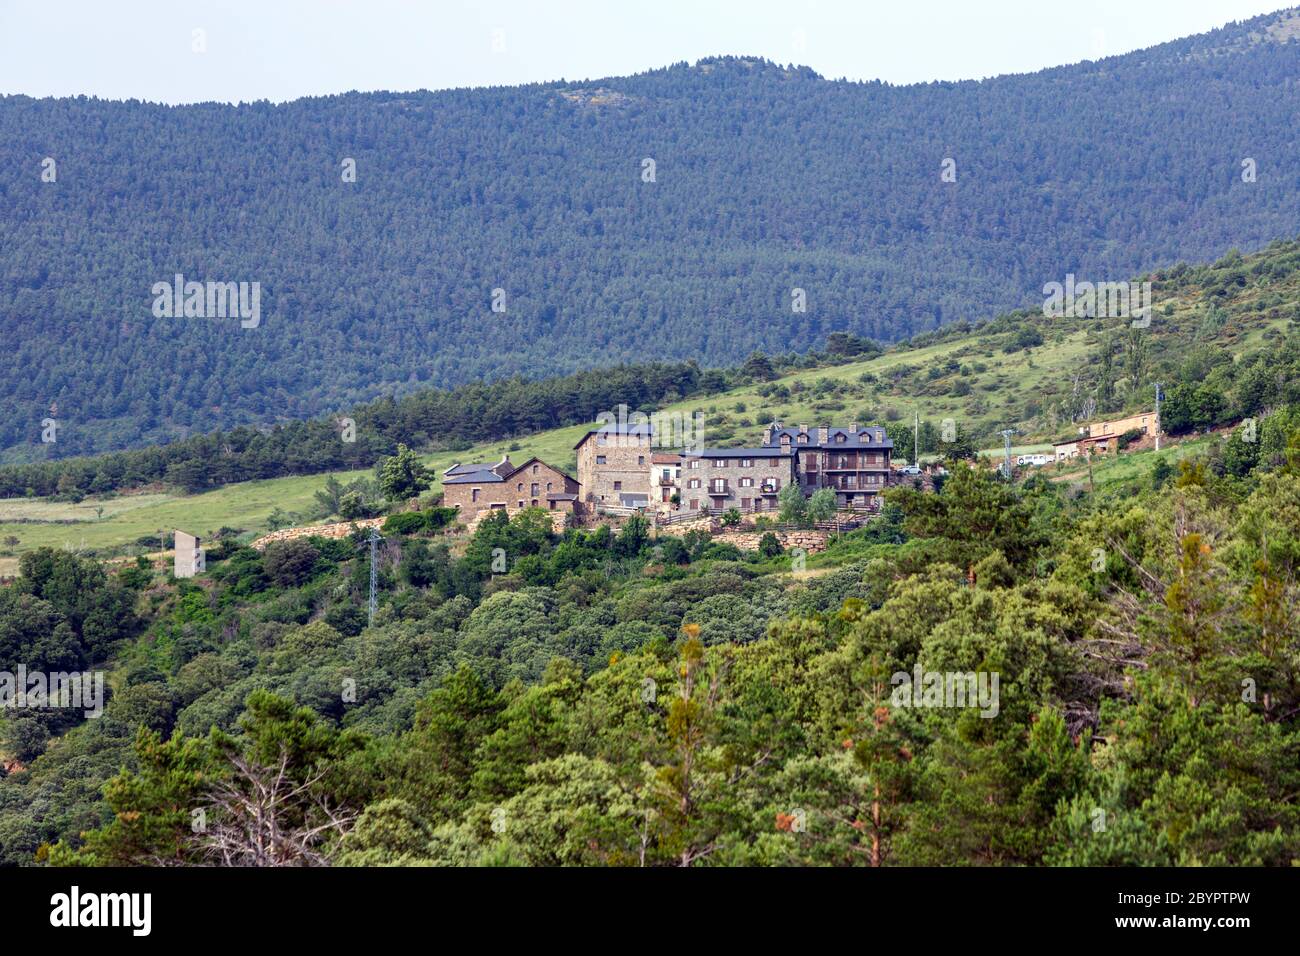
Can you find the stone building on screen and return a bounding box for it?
[173,530,204,578]
[442,456,580,514]
[679,448,795,514]
[763,422,893,509]
[574,423,653,510]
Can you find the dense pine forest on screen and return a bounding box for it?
[3,10,1300,459]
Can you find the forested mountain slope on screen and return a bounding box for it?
[3,9,1300,457]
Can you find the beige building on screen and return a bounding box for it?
[650,453,681,505]
[1084,411,1159,440]
[173,530,204,578]
[1056,409,1159,461]
[574,423,653,510]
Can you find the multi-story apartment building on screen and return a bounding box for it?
[574,423,653,510]
[679,448,796,514]
[762,422,893,509]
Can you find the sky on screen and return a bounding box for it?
[0,0,1290,105]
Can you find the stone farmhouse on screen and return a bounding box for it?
[441,456,580,514]
[574,423,654,510]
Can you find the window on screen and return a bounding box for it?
[836,434,846,443]
[798,434,807,443]
[638,456,645,465]
[770,458,780,467]
[518,500,524,508]
[547,482,553,491]
[531,499,538,507]
[688,459,700,469]
[740,458,753,468]
[712,459,727,468]
[471,488,479,502]
[739,477,753,488]
[614,481,622,491]
[517,482,523,491]
[531,483,539,496]
[532,465,539,474]
[688,478,701,489]
[596,455,607,465]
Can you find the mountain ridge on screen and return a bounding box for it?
[3,8,1300,459]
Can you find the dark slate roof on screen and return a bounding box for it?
[684,447,793,459]
[546,493,578,501]
[443,468,505,484]
[574,422,654,448]
[444,462,485,476]
[766,426,893,450]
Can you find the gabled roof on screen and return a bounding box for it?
[444,456,514,482]
[501,456,580,486]
[573,422,654,449]
[443,467,505,484]
[766,425,893,449]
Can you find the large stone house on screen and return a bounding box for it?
[442,456,580,514]
[679,448,796,514]
[763,422,893,509]
[574,423,653,510]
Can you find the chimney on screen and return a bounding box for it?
[798,423,807,435]
[762,423,774,445]
[850,421,859,435]
[818,426,829,444]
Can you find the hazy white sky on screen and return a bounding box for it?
[0,0,1289,104]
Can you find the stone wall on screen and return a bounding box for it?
[250,518,384,551]
[652,518,829,554]
[463,507,569,536]
[709,529,829,554]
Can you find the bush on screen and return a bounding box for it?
[758,532,783,558]
[262,539,321,588]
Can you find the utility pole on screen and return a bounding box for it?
[365,527,383,627]
[914,410,920,468]
[1153,382,1163,451]
[1000,429,1016,479]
